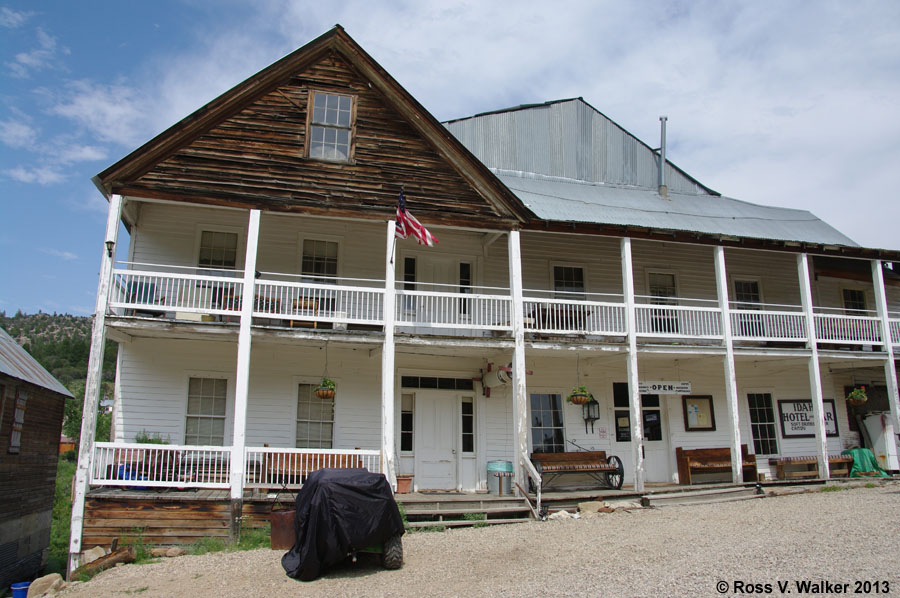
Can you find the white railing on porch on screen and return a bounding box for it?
[244,447,381,489]
[522,291,626,335]
[813,308,882,346]
[91,442,231,489]
[253,273,384,326]
[634,298,723,339]
[110,263,244,317]
[729,304,807,342]
[888,316,900,347]
[395,283,512,331]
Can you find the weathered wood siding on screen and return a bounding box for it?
[121,53,514,228]
[82,496,231,548]
[0,378,66,589]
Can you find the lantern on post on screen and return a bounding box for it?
[583,397,600,434]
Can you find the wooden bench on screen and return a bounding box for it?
[265,452,363,486]
[676,445,758,485]
[530,451,624,490]
[768,455,853,480]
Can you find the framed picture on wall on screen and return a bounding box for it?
[682,395,716,431]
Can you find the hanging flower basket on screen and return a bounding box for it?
[315,377,336,400]
[567,386,592,405]
[846,386,868,407]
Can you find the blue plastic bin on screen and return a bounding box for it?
[11,581,31,598]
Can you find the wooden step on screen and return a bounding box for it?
[407,517,530,529]
[642,486,761,507]
[404,506,532,517]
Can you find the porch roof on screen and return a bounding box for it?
[497,172,858,247]
[0,327,73,397]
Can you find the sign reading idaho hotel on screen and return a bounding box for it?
[778,400,839,438]
[638,381,691,395]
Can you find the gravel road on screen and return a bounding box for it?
[59,483,900,598]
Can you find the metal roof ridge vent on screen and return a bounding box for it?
[658,115,669,200]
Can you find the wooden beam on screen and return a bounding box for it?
[620,237,644,492]
[714,246,743,483]
[69,194,123,577]
[797,253,830,478]
[381,221,397,488]
[508,231,528,493]
[872,260,900,434]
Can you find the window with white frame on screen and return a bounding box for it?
[842,289,867,315]
[308,91,354,162]
[747,392,778,455]
[461,396,475,453]
[530,393,564,453]
[198,230,238,270]
[648,271,678,333]
[553,265,585,300]
[301,239,339,282]
[185,378,227,446]
[400,393,414,452]
[296,383,334,448]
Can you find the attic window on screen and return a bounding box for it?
[307,91,355,162]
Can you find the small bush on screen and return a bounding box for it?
[819,485,845,492]
[62,449,77,462]
[188,537,227,555]
[134,430,170,444]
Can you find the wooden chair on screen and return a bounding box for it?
[290,298,319,328]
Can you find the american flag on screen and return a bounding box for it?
[395,191,438,247]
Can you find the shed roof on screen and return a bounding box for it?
[0,328,73,398]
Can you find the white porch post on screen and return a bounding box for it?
[872,260,900,433]
[381,221,397,488]
[797,253,830,478]
[621,237,644,491]
[508,230,528,492]
[229,209,260,530]
[714,246,744,483]
[68,193,123,577]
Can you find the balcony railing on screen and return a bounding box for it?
[395,283,511,331]
[90,443,380,491]
[245,447,381,490]
[729,303,807,342]
[634,297,723,340]
[523,290,626,335]
[813,308,882,347]
[253,273,384,326]
[107,262,897,348]
[110,263,244,318]
[91,442,231,489]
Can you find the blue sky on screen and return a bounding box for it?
[2,1,900,316]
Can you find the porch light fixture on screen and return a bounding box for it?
[105,240,115,257]
[583,397,600,434]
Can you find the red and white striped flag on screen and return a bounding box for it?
[395,191,438,247]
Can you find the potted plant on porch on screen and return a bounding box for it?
[846,385,868,407]
[315,377,336,400]
[567,385,592,405]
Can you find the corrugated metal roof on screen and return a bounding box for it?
[445,98,858,247]
[445,97,716,196]
[497,172,858,246]
[0,328,73,397]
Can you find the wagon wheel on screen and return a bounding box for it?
[605,455,624,490]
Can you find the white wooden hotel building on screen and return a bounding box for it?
[70,26,900,566]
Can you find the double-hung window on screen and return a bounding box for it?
[842,289,866,315]
[296,383,334,449]
[185,378,227,446]
[308,92,354,162]
[747,393,778,455]
[301,239,339,283]
[530,393,564,453]
[198,230,238,270]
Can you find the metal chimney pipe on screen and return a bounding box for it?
[659,115,668,199]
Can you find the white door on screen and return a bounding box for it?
[415,392,458,490]
[402,255,473,332]
[640,395,670,482]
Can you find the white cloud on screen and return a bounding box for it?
[0,7,33,28]
[3,165,65,185]
[7,27,63,78]
[41,248,78,261]
[54,143,107,164]
[51,80,150,146]
[0,117,37,149]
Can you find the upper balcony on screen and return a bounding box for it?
[108,260,899,351]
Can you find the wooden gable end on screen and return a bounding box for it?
[116,52,519,228]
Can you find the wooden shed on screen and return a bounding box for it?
[0,327,72,589]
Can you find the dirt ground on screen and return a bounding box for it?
[57,483,900,598]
